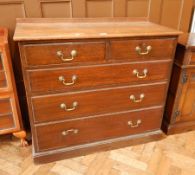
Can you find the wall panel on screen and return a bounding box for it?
[126,0,149,17]
[160,0,183,29]
[0,2,26,34]
[40,1,72,18]
[149,0,162,23]
[86,0,113,17]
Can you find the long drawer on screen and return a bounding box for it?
[110,38,175,61]
[27,61,171,94]
[35,107,163,151]
[21,41,106,66]
[31,83,167,123]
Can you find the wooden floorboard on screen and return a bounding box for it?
[0,131,195,175]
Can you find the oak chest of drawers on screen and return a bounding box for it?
[14,18,180,163]
[163,33,195,134]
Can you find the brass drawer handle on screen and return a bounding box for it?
[127,119,142,128]
[58,75,77,86]
[129,93,145,103]
[60,101,78,111]
[56,50,77,62]
[133,69,148,79]
[135,45,152,55]
[62,129,79,136]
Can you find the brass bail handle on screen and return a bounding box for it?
[133,69,148,79]
[58,75,77,86]
[129,93,145,103]
[135,45,152,55]
[62,129,79,136]
[57,50,77,62]
[60,101,78,111]
[127,119,142,128]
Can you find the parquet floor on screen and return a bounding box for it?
[0,131,195,175]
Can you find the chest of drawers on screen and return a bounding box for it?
[163,33,195,134]
[14,18,180,163]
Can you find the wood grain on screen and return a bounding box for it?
[13,18,182,41]
[0,97,12,114]
[0,114,14,129]
[35,107,163,152]
[0,71,6,88]
[32,83,167,123]
[27,61,171,94]
[22,41,106,66]
[110,38,176,60]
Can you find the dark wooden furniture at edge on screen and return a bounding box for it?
[0,28,27,146]
[13,18,181,163]
[163,33,195,134]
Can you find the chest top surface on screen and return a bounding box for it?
[13,18,181,41]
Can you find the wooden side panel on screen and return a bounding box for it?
[179,69,195,122]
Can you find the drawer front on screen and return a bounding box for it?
[110,38,175,60]
[35,107,163,151]
[22,42,106,66]
[27,61,171,93]
[32,83,167,123]
[0,114,15,130]
[0,98,12,114]
[0,71,7,88]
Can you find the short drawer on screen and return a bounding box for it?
[0,98,12,114]
[32,83,167,123]
[0,114,15,130]
[22,41,106,66]
[35,107,163,151]
[27,61,171,93]
[0,71,7,88]
[110,38,175,61]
